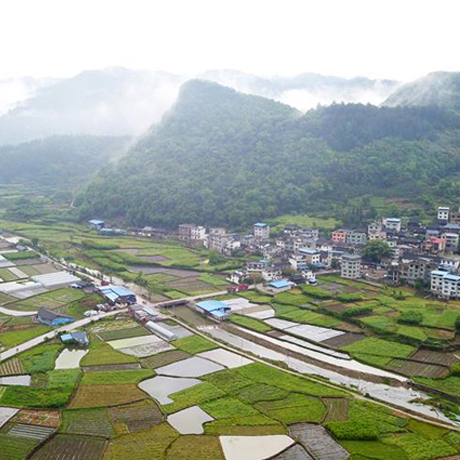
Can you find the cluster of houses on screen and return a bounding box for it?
[209,206,460,300]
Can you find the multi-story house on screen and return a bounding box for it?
[442,233,459,253]
[261,265,283,282]
[346,230,367,246]
[383,218,402,232]
[437,206,450,222]
[206,228,233,254]
[178,224,207,242]
[254,223,270,240]
[368,231,387,241]
[449,208,460,224]
[332,229,347,244]
[341,254,361,279]
[431,270,460,299]
[368,221,382,234]
[298,248,321,265]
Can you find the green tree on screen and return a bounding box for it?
[362,240,391,263]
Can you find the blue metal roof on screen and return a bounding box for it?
[110,286,134,296]
[196,300,230,313]
[299,248,319,255]
[269,280,291,289]
[254,223,268,228]
[211,310,229,318]
[89,220,105,225]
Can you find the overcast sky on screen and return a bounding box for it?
[0,0,459,81]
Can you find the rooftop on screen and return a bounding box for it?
[254,223,268,228]
[268,280,292,289]
[196,300,230,313]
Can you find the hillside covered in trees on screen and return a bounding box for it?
[76,79,460,228]
[0,135,131,187]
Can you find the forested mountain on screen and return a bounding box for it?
[0,135,131,186]
[76,80,460,228]
[383,72,460,109]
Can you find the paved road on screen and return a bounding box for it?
[0,306,36,317]
[0,308,127,363]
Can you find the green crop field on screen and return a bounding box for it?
[163,382,225,414]
[341,337,416,359]
[171,335,218,354]
[80,369,154,386]
[0,325,51,349]
[61,408,115,437]
[229,314,272,332]
[80,337,139,367]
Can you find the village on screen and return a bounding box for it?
[169,205,460,301]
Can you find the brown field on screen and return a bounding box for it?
[0,357,24,376]
[83,364,142,373]
[31,434,106,460]
[13,409,61,428]
[290,423,349,460]
[171,305,216,327]
[109,400,163,434]
[322,303,350,313]
[166,435,226,460]
[388,359,449,379]
[322,398,349,422]
[322,333,366,348]
[410,350,460,367]
[62,408,114,438]
[103,423,179,460]
[167,278,217,294]
[273,444,314,460]
[141,350,190,369]
[69,384,147,409]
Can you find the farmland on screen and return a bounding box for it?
[0,322,460,460]
[221,275,460,390]
[0,219,236,301]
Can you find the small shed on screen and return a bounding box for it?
[36,308,73,326]
[266,279,293,293]
[60,331,89,347]
[88,220,105,230]
[196,300,230,321]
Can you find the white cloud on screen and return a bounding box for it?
[0,0,459,81]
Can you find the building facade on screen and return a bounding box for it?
[341,254,361,279]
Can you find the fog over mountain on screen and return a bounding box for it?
[382,71,460,109]
[0,67,401,145]
[0,76,60,115]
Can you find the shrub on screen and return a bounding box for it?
[81,239,120,250]
[450,363,460,377]
[336,293,364,302]
[341,306,372,318]
[326,420,379,440]
[397,311,423,326]
[300,285,331,299]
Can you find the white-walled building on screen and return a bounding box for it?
[298,248,320,265]
[438,206,450,222]
[254,223,270,240]
[341,254,361,279]
[431,270,460,299]
[442,233,459,253]
[178,224,207,242]
[383,218,402,232]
